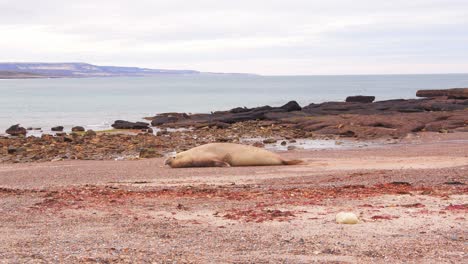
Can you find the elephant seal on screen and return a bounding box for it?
[165,143,303,168]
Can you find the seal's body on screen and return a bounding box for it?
[165,143,303,168]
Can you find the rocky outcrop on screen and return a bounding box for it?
[111,120,149,129]
[345,95,375,103]
[302,98,467,115]
[416,88,468,99]
[5,124,27,136]
[51,126,64,132]
[147,96,467,139]
[1,121,303,163]
[150,101,303,127]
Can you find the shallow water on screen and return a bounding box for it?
[241,137,379,151]
[1,73,468,132]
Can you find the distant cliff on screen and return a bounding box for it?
[0,62,201,78]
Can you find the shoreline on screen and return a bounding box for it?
[1,90,467,163]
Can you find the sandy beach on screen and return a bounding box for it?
[1,132,466,263]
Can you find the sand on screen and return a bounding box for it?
[0,132,467,263]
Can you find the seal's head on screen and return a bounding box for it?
[164,155,176,166]
[165,152,191,168]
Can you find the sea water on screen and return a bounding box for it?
[1,74,467,132]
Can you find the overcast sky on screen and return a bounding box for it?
[1,0,467,75]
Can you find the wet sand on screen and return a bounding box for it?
[0,132,467,263]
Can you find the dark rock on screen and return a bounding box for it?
[150,113,189,126]
[280,101,302,111]
[345,95,375,103]
[147,127,154,134]
[416,88,468,99]
[51,126,64,132]
[229,107,250,113]
[214,111,267,124]
[252,105,273,112]
[263,138,277,144]
[71,126,85,132]
[111,120,149,129]
[6,124,27,136]
[151,116,179,126]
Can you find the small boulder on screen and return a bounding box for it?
[336,212,359,224]
[6,124,27,136]
[71,126,85,132]
[345,95,375,103]
[51,126,64,132]
[263,138,277,144]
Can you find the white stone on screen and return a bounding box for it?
[336,212,359,224]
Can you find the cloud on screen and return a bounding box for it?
[0,0,467,74]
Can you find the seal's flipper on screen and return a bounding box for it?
[213,160,231,167]
[191,159,231,167]
[282,159,304,165]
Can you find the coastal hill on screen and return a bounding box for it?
[0,70,44,79]
[0,62,203,78]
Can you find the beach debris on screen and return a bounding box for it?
[252,142,265,148]
[51,126,64,132]
[5,124,27,136]
[443,181,465,185]
[72,126,85,132]
[224,208,295,223]
[390,181,412,186]
[335,212,359,224]
[371,215,399,220]
[444,204,468,211]
[400,203,425,208]
[176,203,188,210]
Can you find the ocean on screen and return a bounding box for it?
[1,74,468,133]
